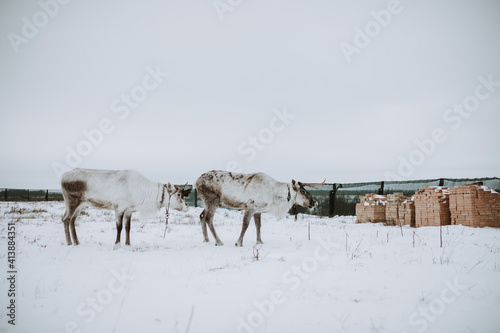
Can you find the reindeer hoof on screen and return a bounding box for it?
[203,239,210,243]
[235,242,243,247]
[113,243,121,250]
[256,240,264,245]
[215,241,224,246]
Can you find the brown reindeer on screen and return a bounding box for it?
[195,170,318,246]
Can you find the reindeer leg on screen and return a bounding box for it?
[62,203,73,245]
[200,209,210,242]
[124,211,132,246]
[69,211,80,246]
[68,201,86,246]
[115,211,124,246]
[206,207,224,246]
[63,199,82,245]
[235,210,253,247]
[254,213,263,245]
[62,217,72,245]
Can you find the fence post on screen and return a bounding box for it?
[4,188,7,201]
[439,178,444,187]
[194,188,198,208]
[45,189,49,201]
[379,181,385,195]
[329,183,337,217]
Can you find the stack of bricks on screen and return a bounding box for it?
[356,194,386,223]
[449,185,500,228]
[386,193,415,227]
[414,186,451,227]
[400,198,416,227]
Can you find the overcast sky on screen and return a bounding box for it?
[1,0,499,189]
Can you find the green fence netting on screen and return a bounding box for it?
[2,177,498,216]
[0,189,64,202]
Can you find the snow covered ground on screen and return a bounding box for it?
[1,201,499,333]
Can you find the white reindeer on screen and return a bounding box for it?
[61,168,190,246]
[195,170,318,246]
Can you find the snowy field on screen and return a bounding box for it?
[1,202,500,333]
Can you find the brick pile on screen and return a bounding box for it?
[386,193,415,227]
[449,185,500,228]
[385,193,404,225]
[414,186,451,227]
[356,194,386,223]
[400,199,416,227]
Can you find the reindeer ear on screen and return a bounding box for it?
[292,179,296,185]
[167,182,175,193]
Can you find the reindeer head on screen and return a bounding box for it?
[291,179,318,209]
[166,183,190,212]
[179,186,192,199]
